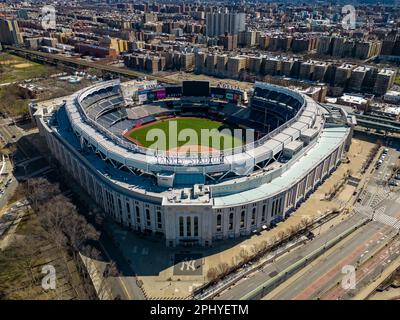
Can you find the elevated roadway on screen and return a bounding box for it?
[5,46,178,85]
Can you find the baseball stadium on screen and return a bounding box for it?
[32,79,355,247]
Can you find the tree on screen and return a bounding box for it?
[217,262,230,278]
[277,230,286,242]
[104,261,120,278]
[239,248,250,264]
[26,177,60,210]
[1,234,43,296]
[206,267,219,283]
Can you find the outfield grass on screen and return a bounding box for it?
[0,52,53,84]
[127,117,243,151]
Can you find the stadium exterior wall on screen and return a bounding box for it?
[37,115,350,247]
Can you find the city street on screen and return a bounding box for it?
[262,142,400,300]
[216,140,400,300]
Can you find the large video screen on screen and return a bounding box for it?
[182,81,210,97]
[155,88,166,100]
[165,86,182,97]
[210,87,226,99]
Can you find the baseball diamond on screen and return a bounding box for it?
[124,117,244,151]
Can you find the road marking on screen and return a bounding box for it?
[98,242,134,300]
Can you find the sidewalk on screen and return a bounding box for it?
[354,254,400,300]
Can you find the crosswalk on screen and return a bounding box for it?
[369,188,389,207]
[360,190,372,206]
[373,212,400,230]
[354,186,400,230]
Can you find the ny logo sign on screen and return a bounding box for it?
[180,259,196,271]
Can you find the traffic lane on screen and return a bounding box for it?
[215,214,365,300]
[272,223,395,300]
[322,238,400,300]
[99,233,145,300]
[384,199,400,217]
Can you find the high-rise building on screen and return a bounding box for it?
[281,58,296,77]
[292,38,314,53]
[0,19,23,46]
[227,56,247,78]
[206,12,245,37]
[262,57,281,76]
[332,37,345,57]
[194,51,206,73]
[312,62,330,82]
[348,66,370,92]
[373,69,396,95]
[180,53,194,72]
[259,35,270,50]
[245,31,256,47]
[248,56,262,74]
[299,60,315,80]
[205,53,217,74]
[316,36,332,55]
[219,33,237,51]
[334,63,356,88]
[216,54,228,77]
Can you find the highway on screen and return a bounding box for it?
[264,222,399,300]
[262,143,400,300]
[215,214,367,300]
[6,46,179,85]
[321,236,400,300]
[216,140,400,300]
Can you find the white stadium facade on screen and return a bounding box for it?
[32,79,355,247]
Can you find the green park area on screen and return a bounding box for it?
[0,86,30,117]
[0,52,53,85]
[0,52,56,117]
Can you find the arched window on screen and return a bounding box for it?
[251,208,256,225]
[194,217,199,236]
[157,211,162,229]
[179,217,184,237]
[145,209,151,227]
[262,205,266,222]
[240,210,245,228]
[216,214,222,232]
[186,217,191,237]
[229,213,234,230]
[136,206,140,223]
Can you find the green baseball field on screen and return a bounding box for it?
[125,117,243,151]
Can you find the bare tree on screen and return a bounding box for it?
[27,178,60,210]
[217,262,230,278]
[239,248,250,264]
[206,267,219,283]
[104,261,120,278]
[277,230,286,242]
[1,234,43,297]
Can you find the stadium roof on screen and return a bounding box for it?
[213,126,349,207]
